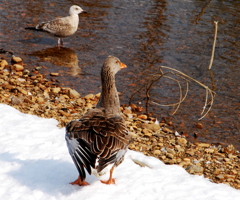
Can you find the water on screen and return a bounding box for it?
[0,0,239,149]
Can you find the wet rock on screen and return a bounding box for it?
[11,56,22,63]
[50,72,59,76]
[195,123,203,129]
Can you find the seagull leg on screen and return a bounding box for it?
[101,166,115,185]
[57,38,63,47]
[70,176,89,186]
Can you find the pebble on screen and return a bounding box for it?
[0,60,8,69]
[11,56,22,63]
[142,123,160,131]
[186,165,204,174]
[85,93,95,100]
[68,89,80,98]
[162,127,174,133]
[13,64,24,72]
[142,129,152,137]
[177,137,188,146]
[50,72,59,76]
[123,108,132,115]
[51,87,61,94]
[138,114,148,120]
[195,143,210,148]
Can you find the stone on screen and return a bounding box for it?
[123,108,132,115]
[166,153,174,159]
[142,129,152,137]
[195,142,210,148]
[162,127,174,133]
[186,165,204,174]
[95,93,101,98]
[51,87,61,94]
[37,97,44,103]
[205,148,215,154]
[0,60,8,69]
[85,93,95,99]
[177,137,187,146]
[68,89,80,98]
[13,64,24,72]
[86,103,93,109]
[216,174,225,180]
[142,123,160,132]
[153,149,161,155]
[138,114,148,120]
[50,72,59,76]
[196,123,203,129]
[11,56,22,63]
[11,96,22,105]
[166,147,175,155]
[18,88,28,95]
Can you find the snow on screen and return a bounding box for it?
[0,103,239,200]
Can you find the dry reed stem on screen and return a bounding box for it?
[129,65,215,120]
[209,21,219,70]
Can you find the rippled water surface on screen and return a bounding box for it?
[1,0,240,149]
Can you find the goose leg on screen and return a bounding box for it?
[70,176,89,186]
[101,166,115,185]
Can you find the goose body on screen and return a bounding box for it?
[25,5,86,46]
[65,56,131,186]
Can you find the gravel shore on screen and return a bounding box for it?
[0,56,239,189]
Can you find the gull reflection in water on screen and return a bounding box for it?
[29,47,80,76]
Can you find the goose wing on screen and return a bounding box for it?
[66,111,130,180]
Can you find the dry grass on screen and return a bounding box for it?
[129,65,216,120]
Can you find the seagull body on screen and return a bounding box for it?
[25,5,86,46]
[65,56,131,186]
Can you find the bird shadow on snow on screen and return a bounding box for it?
[0,152,97,195]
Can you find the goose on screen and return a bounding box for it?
[65,55,131,186]
[25,5,86,46]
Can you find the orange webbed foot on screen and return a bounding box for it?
[101,166,116,185]
[70,176,89,186]
[101,178,115,185]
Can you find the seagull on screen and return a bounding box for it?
[25,5,86,46]
[65,56,131,186]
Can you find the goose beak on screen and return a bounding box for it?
[120,62,127,69]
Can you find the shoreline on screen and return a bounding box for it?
[0,56,239,189]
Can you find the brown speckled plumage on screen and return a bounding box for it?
[25,5,86,46]
[65,56,131,185]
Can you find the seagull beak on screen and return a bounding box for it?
[82,10,87,14]
[120,62,127,69]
